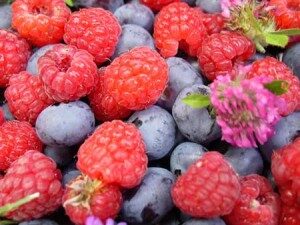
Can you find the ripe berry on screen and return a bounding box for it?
[5,71,55,125]
[77,120,148,189]
[11,0,71,46]
[172,151,240,218]
[64,7,121,64]
[198,10,225,35]
[224,174,281,225]
[0,150,63,221]
[0,107,4,126]
[269,0,300,29]
[38,44,98,102]
[154,2,207,57]
[88,68,132,122]
[103,47,168,110]
[63,175,122,225]
[247,57,300,116]
[280,203,300,225]
[0,29,31,87]
[140,0,180,11]
[197,31,255,81]
[0,121,43,171]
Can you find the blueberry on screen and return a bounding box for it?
[26,44,55,75]
[114,3,154,32]
[159,210,181,225]
[19,220,59,225]
[260,112,300,162]
[36,101,95,147]
[112,24,155,59]
[182,218,226,225]
[172,84,221,144]
[170,142,206,176]
[1,103,14,121]
[44,146,74,168]
[195,0,222,13]
[0,4,12,29]
[122,167,175,224]
[128,105,176,160]
[75,0,124,12]
[182,0,196,6]
[157,57,204,111]
[224,146,264,176]
[62,169,81,187]
[282,43,300,79]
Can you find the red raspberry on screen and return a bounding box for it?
[247,57,300,116]
[12,0,71,46]
[140,0,180,11]
[0,30,31,87]
[77,120,148,189]
[197,31,255,81]
[38,44,98,102]
[197,9,225,35]
[154,2,207,58]
[0,107,4,126]
[88,68,132,122]
[103,47,168,110]
[0,150,63,221]
[64,8,121,64]
[224,175,281,225]
[269,0,300,29]
[0,121,43,171]
[63,175,122,225]
[281,203,300,225]
[171,151,240,218]
[5,72,55,125]
[271,138,300,206]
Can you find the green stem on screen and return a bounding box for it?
[0,193,40,217]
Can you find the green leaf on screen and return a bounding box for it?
[65,0,74,7]
[0,193,40,217]
[0,220,17,225]
[270,29,300,36]
[264,80,289,95]
[182,94,211,109]
[265,33,289,48]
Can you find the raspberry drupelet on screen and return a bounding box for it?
[140,0,180,11]
[11,0,71,46]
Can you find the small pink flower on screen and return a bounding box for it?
[221,0,243,18]
[85,216,127,225]
[210,75,283,148]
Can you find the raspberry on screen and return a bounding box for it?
[247,57,300,116]
[103,47,168,110]
[64,8,121,64]
[198,10,225,35]
[38,44,98,102]
[0,107,4,126]
[280,203,300,225]
[77,120,148,189]
[140,0,180,11]
[271,138,300,206]
[0,150,63,221]
[5,71,55,125]
[197,31,255,81]
[0,121,43,171]
[171,151,240,218]
[88,68,132,122]
[0,29,31,87]
[63,175,122,225]
[269,0,300,29]
[11,0,71,46]
[224,175,281,225]
[153,2,207,58]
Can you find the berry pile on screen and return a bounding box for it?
[0,0,299,225]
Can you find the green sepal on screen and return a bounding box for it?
[65,0,74,7]
[264,80,289,96]
[264,33,289,48]
[0,193,40,217]
[270,29,300,36]
[182,94,211,109]
[0,220,17,225]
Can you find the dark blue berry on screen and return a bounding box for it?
[182,218,226,225]
[225,146,264,176]
[282,43,300,79]
[44,146,75,168]
[19,220,59,225]
[62,169,81,187]
[195,0,222,13]
[75,0,124,12]
[112,24,155,59]
[0,4,11,29]
[121,167,175,224]
[128,105,176,160]
[1,103,14,121]
[172,84,221,144]
[114,3,154,32]
[36,101,95,147]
